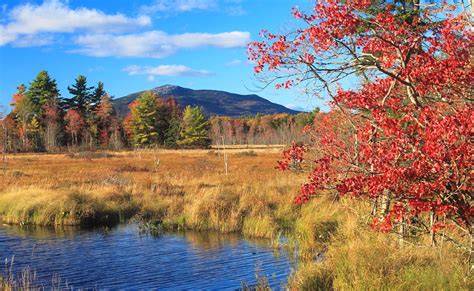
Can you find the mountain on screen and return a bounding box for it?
[112,85,300,117]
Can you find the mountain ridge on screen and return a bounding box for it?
[112,85,300,117]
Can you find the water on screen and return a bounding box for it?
[0,223,297,289]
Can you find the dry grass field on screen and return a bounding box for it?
[0,149,471,289]
[0,148,299,231]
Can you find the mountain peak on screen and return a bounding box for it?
[113,85,300,117]
[152,84,183,94]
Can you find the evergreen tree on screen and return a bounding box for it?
[29,115,43,151]
[67,75,94,115]
[26,70,60,116]
[91,81,106,112]
[129,91,161,146]
[178,106,211,148]
[25,71,61,151]
[164,116,181,148]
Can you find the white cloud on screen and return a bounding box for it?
[74,31,250,58]
[141,0,217,13]
[11,34,55,47]
[226,59,243,66]
[0,0,151,46]
[140,0,246,16]
[169,31,249,48]
[74,31,173,58]
[123,65,210,77]
[225,5,246,16]
[285,104,307,112]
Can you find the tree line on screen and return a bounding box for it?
[209,110,318,146]
[0,70,313,152]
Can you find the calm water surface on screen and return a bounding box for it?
[0,223,297,289]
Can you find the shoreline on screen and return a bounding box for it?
[0,150,470,289]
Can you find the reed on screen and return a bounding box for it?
[0,149,470,289]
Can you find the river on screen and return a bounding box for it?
[0,223,297,289]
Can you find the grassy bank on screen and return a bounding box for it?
[0,149,298,234]
[0,149,471,289]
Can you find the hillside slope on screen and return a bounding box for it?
[113,85,299,117]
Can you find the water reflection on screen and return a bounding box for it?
[0,223,297,289]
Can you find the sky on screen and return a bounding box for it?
[0,0,324,113]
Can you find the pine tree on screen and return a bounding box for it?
[29,116,42,151]
[67,75,94,116]
[26,70,60,116]
[129,91,161,146]
[91,81,106,112]
[178,106,211,148]
[164,116,181,148]
[25,71,61,151]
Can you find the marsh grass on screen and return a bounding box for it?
[235,150,258,157]
[0,149,471,289]
[287,197,473,290]
[1,257,69,290]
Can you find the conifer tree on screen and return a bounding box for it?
[25,71,61,151]
[178,106,211,148]
[26,70,60,116]
[91,81,106,112]
[129,91,161,146]
[164,116,181,148]
[67,75,94,116]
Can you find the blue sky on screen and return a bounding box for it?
[0,0,323,112]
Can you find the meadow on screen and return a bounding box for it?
[0,149,471,289]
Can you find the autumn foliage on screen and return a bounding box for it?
[64,109,85,146]
[250,0,473,247]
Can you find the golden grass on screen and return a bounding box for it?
[288,197,473,290]
[0,149,471,289]
[0,149,301,233]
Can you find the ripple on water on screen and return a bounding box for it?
[0,224,297,289]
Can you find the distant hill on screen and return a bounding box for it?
[112,85,300,117]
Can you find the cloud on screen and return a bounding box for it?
[10,34,55,47]
[74,31,250,58]
[140,0,246,16]
[141,0,217,13]
[285,104,307,112]
[225,5,246,16]
[0,0,151,46]
[226,59,243,66]
[170,31,250,48]
[123,65,210,77]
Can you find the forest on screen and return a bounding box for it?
[0,71,315,152]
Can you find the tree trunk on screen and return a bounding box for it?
[430,209,437,247]
[469,227,473,275]
[379,190,391,219]
[399,217,405,247]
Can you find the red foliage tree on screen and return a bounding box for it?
[250,1,473,248]
[64,109,85,147]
